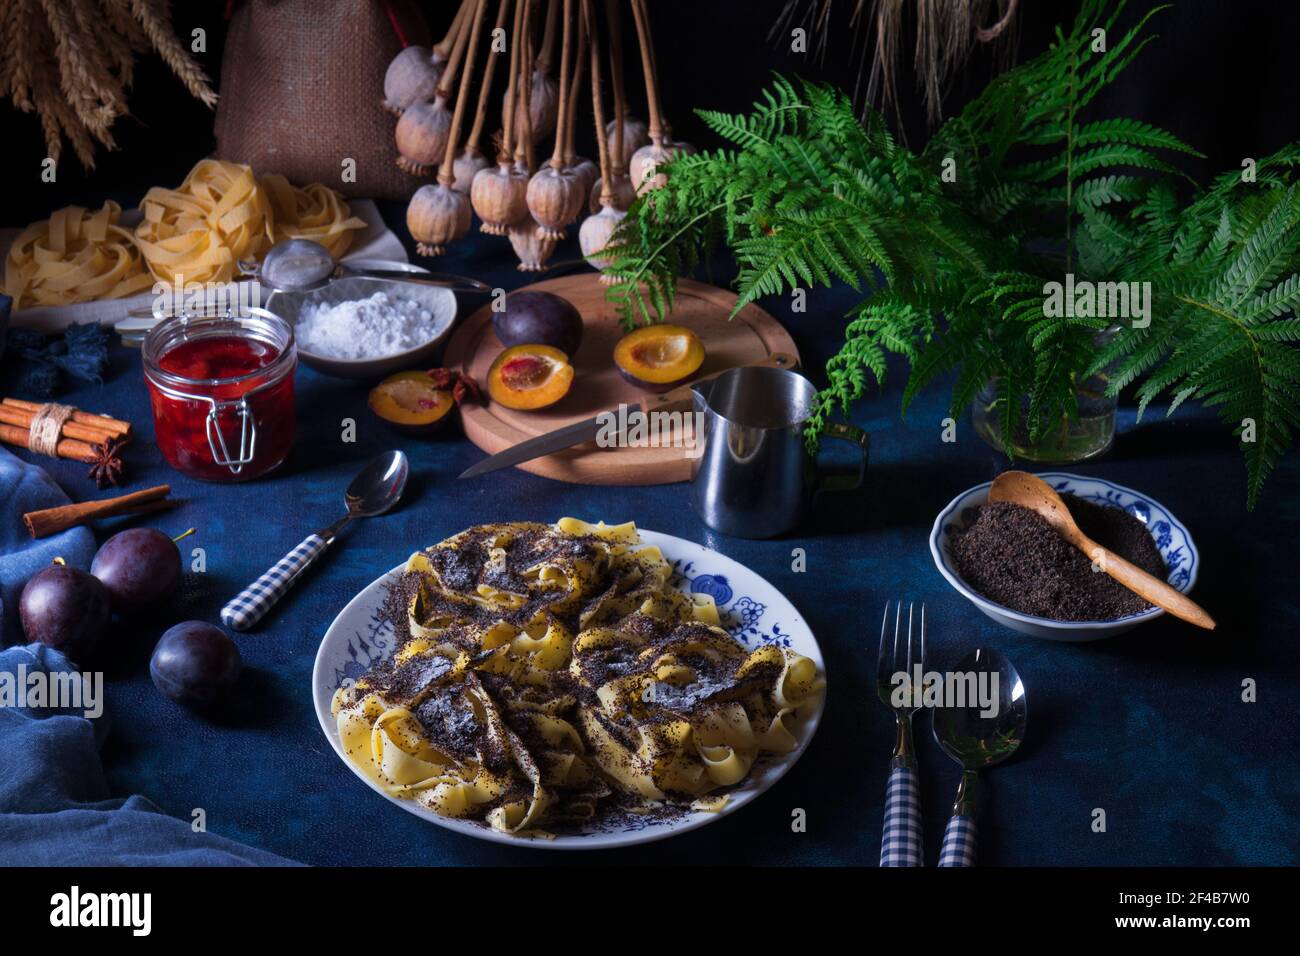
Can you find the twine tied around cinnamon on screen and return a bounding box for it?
[26,403,77,457]
[0,398,134,487]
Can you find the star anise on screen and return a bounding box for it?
[426,368,483,406]
[87,436,127,488]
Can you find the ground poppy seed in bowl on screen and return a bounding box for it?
[949,494,1167,622]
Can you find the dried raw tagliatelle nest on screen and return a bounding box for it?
[3,161,368,305]
[132,159,366,286]
[260,175,366,259]
[2,202,154,308]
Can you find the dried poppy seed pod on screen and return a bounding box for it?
[407,182,471,257]
[382,46,441,115]
[471,162,529,236]
[605,115,649,167]
[508,68,559,145]
[579,204,626,283]
[508,213,557,271]
[453,146,490,194]
[589,170,636,214]
[566,157,598,202]
[631,138,697,195]
[629,140,669,191]
[395,98,453,176]
[526,165,583,240]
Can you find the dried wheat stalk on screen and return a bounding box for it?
[130,0,218,110]
[5,0,216,169]
[4,0,38,111]
[771,0,1019,128]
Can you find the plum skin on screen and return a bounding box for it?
[91,527,182,614]
[493,291,583,357]
[150,621,242,705]
[19,565,111,662]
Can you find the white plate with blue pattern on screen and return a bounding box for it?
[930,472,1200,641]
[312,529,826,849]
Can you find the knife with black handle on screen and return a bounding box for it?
[458,352,799,479]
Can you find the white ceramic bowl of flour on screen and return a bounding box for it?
[266,272,457,380]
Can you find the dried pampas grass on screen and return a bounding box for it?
[3,0,217,170]
[771,0,1019,129]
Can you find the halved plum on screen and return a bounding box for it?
[368,371,456,433]
[487,345,575,410]
[613,325,706,393]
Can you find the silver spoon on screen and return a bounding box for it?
[931,648,1027,866]
[249,238,494,295]
[220,451,409,631]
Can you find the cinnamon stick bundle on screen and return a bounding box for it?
[0,404,124,447]
[0,397,131,464]
[0,423,99,463]
[2,398,131,438]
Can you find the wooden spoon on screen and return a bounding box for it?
[989,470,1215,630]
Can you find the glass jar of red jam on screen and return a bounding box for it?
[143,309,296,482]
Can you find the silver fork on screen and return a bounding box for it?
[876,600,927,867]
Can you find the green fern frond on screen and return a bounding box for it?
[1074,117,1200,155]
[604,0,1300,508]
[1074,174,1150,207]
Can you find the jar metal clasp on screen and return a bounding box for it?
[149,379,264,475]
[205,398,257,473]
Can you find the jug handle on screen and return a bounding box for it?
[639,352,800,415]
[815,422,870,494]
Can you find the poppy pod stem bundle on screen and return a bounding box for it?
[578,0,624,282]
[627,0,695,194]
[390,0,681,271]
[406,0,487,255]
[525,0,584,241]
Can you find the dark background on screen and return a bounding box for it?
[4,0,1299,226]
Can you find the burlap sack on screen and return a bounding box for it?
[214,0,431,200]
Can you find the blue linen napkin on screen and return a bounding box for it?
[0,446,97,644]
[1,292,10,359]
[0,448,296,865]
[0,641,297,865]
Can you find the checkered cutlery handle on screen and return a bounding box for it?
[220,534,330,631]
[879,764,924,867]
[938,813,978,867]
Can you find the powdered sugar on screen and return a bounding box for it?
[295,291,436,359]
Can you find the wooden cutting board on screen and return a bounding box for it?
[444,274,799,485]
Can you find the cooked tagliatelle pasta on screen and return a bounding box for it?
[332,520,822,836]
[2,202,155,308]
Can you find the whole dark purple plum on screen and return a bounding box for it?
[19,564,111,662]
[492,291,583,357]
[91,527,181,614]
[150,621,241,705]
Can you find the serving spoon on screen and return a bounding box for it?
[932,648,1027,866]
[249,238,494,295]
[220,451,409,631]
[989,470,1215,630]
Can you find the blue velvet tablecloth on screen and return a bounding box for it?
[5,221,1298,867]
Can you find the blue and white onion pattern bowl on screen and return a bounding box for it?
[312,528,826,850]
[930,472,1200,642]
